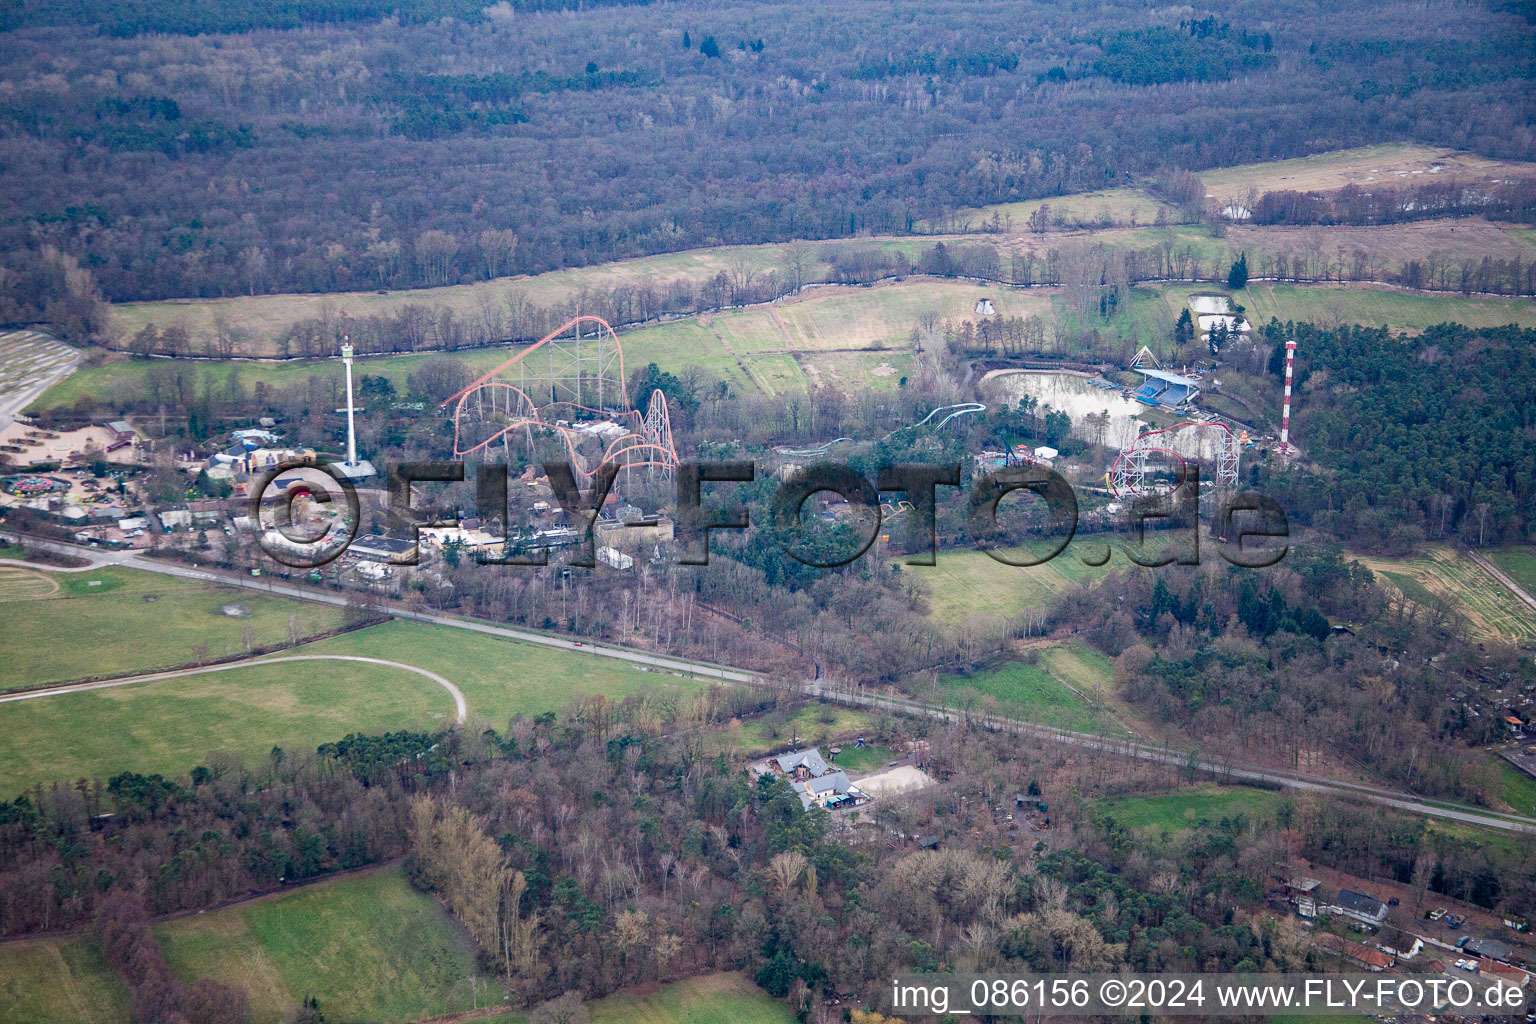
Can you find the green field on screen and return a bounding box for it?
[1,881,789,1024]
[1039,641,1117,701]
[0,609,711,794]
[1497,760,1536,816]
[1357,545,1536,642]
[587,972,795,1024]
[943,656,1102,732]
[473,972,797,1024]
[0,567,348,690]
[732,704,876,758]
[904,546,1113,624]
[920,187,1179,233]
[0,657,454,796]
[154,867,490,1024]
[284,618,706,728]
[1094,784,1287,832]
[827,743,896,774]
[1488,546,1536,597]
[1237,282,1536,332]
[0,936,132,1024]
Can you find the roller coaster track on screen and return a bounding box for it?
[442,315,679,485]
[1110,420,1239,498]
[907,402,986,431]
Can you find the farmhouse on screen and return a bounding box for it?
[752,747,868,812]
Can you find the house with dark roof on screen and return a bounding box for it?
[1329,888,1388,925]
[771,747,832,780]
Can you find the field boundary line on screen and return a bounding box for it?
[0,653,467,724]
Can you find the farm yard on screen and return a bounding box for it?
[1356,545,1536,643]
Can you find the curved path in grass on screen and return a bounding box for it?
[0,654,467,724]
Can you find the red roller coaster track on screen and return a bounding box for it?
[441,315,679,484]
[1109,420,1239,498]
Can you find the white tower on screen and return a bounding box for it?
[336,335,375,479]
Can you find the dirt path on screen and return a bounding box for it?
[0,653,467,724]
[1470,549,1536,615]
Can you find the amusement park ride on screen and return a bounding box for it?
[441,315,680,485]
[1109,421,1240,498]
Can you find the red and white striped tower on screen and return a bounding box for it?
[1280,339,1297,453]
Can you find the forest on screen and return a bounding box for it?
[2,0,1534,308]
[3,683,1532,1019]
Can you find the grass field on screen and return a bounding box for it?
[920,187,1180,234]
[1497,760,1536,817]
[473,972,797,1024]
[587,973,796,1024]
[0,563,60,600]
[1093,784,1287,832]
[153,867,491,1024]
[1196,143,1530,204]
[0,936,132,1024]
[943,657,1102,732]
[733,704,876,758]
[0,567,348,690]
[0,656,455,795]
[1356,545,1536,642]
[827,743,896,774]
[903,546,1113,624]
[1237,282,1536,332]
[285,618,706,727]
[1488,546,1536,597]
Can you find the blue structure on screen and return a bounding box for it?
[1132,368,1201,409]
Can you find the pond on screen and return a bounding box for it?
[979,370,1236,461]
[1188,293,1233,315]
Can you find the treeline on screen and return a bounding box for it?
[4,0,1533,302]
[1248,177,1536,229]
[6,684,1531,1020]
[94,891,251,1024]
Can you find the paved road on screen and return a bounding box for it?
[0,654,467,724]
[7,530,1535,835]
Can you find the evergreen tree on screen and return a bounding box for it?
[1174,307,1194,346]
[682,29,690,49]
[699,35,720,58]
[1226,252,1249,290]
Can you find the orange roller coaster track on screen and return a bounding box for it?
[441,315,679,483]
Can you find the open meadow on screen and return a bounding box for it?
[0,567,348,690]
[1092,784,1290,833]
[0,867,495,1024]
[942,655,1104,733]
[286,618,707,727]
[1488,546,1536,597]
[0,657,455,796]
[904,546,1114,625]
[0,871,792,1024]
